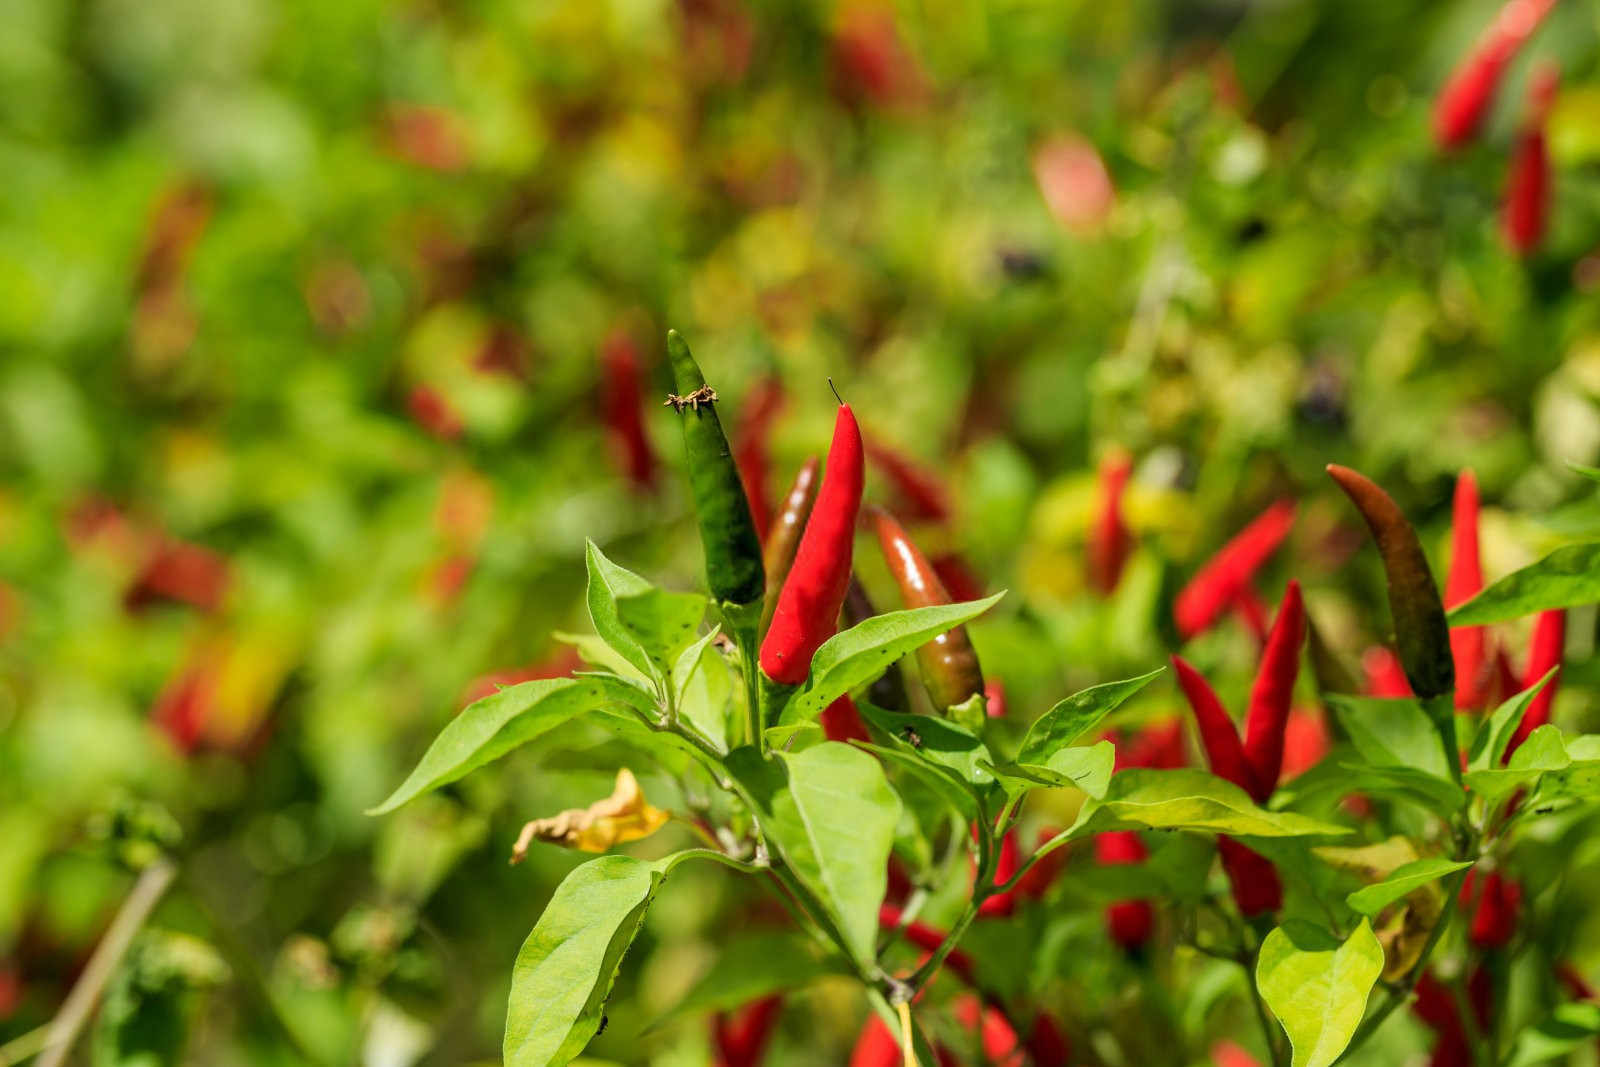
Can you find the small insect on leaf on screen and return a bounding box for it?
[510,768,670,862]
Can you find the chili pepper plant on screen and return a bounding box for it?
[372,335,1600,1067]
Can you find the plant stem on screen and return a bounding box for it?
[1246,962,1288,1067]
[37,858,176,1067]
[0,1025,48,1066]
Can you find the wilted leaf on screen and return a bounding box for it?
[510,769,669,862]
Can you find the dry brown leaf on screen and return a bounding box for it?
[510,769,669,863]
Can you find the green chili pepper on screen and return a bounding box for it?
[666,330,765,609]
[1326,465,1454,700]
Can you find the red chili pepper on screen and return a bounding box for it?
[760,400,864,685]
[599,329,657,491]
[877,905,975,985]
[1211,1041,1264,1067]
[733,378,786,541]
[952,994,1024,1067]
[407,384,464,441]
[1362,646,1413,698]
[1217,835,1283,918]
[1113,720,1188,771]
[1413,968,1492,1067]
[1504,62,1559,255]
[1233,586,1272,646]
[849,1014,901,1067]
[866,439,951,523]
[1241,582,1306,796]
[125,537,230,613]
[1095,831,1155,949]
[1024,1013,1071,1067]
[151,658,217,755]
[1461,868,1523,948]
[1432,0,1557,149]
[821,693,872,744]
[713,994,783,1067]
[930,553,985,603]
[983,679,1007,719]
[1281,707,1332,781]
[1171,656,1261,799]
[1446,471,1490,710]
[1087,450,1133,596]
[976,829,1020,918]
[1174,501,1296,639]
[1508,608,1565,757]
[1015,827,1067,899]
[830,6,927,109]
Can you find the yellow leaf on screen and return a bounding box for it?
[510,769,669,862]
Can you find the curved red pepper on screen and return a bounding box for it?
[1174,501,1296,639]
[1504,63,1559,255]
[848,1014,901,1067]
[1096,831,1155,949]
[599,329,657,491]
[1362,646,1413,698]
[1087,450,1133,597]
[1242,581,1306,796]
[1508,609,1565,757]
[713,994,783,1067]
[759,402,864,685]
[1446,470,1489,709]
[976,829,1020,918]
[1218,835,1283,918]
[1433,0,1557,149]
[1462,868,1523,949]
[821,693,872,744]
[1171,655,1261,800]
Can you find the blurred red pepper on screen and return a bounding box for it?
[1114,719,1188,771]
[713,994,783,1067]
[867,440,951,523]
[877,905,975,986]
[1024,1013,1071,1067]
[1241,581,1306,794]
[830,5,927,110]
[821,693,872,744]
[1504,62,1559,255]
[1086,450,1133,596]
[125,537,231,614]
[983,679,1007,719]
[458,648,583,707]
[849,1014,901,1067]
[931,553,986,604]
[1508,608,1565,757]
[952,994,1024,1067]
[1280,707,1332,781]
[1211,1040,1264,1067]
[1461,868,1523,949]
[976,829,1020,918]
[599,328,657,492]
[1174,501,1296,640]
[1096,831,1154,949]
[1362,646,1413,698]
[1413,969,1491,1067]
[1015,827,1067,900]
[733,378,785,541]
[760,400,864,685]
[408,384,464,441]
[1433,0,1557,149]
[1232,586,1272,646]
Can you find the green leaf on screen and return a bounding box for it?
[1340,763,1467,814]
[555,630,651,684]
[647,932,844,1030]
[370,678,626,815]
[1015,669,1164,767]
[1344,858,1473,917]
[1505,1002,1600,1067]
[856,742,981,822]
[727,743,903,969]
[1448,542,1600,626]
[1326,695,1453,781]
[984,740,1116,800]
[779,594,1006,725]
[1256,919,1384,1067]
[855,703,995,786]
[585,541,706,685]
[1467,671,1556,772]
[671,626,728,751]
[1078,769,1350,838]
[1464,725,1571,802]
[505,851,719,1066]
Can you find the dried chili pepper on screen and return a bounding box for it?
[666,331,766,608]
[1504,62,1559,255]
[1508,608,1565,757]
[872,507,985,711]
[733,378,785,541]
[760,457,821,635]
[599,329,656,491]
[1086,450,1133,597]
[1446,470,1490,710]
[1174,501,1296,639]
[1327,465,1454,701]
[1241,581,1306,796]
[759,396,864,685]
[713,994,783,1067]
[867,439,950,524]
[1433,0,1557,149]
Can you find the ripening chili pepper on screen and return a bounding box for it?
[930,553,985,603]
[759,397,864,685]
[459,647,583,707]
[713,995,783,1067]
[599,329,656,491]
[1432,0,1557,150]
[733,378,785,541]
[866,439,951,523]
[1508,608,1565,757]
[1096,831,1155,949]
[821,693,872,744]
[1174,501,1296,639]
[760,458,821,635]
[1242,582,1306,795]
[1504,62,1559,255]
[1328,465,1455,700]
[1024,1013,1071,1067]
[849,1015,901,1067]
[872,508,985,711]
[1087,450,1133,596]
[1461,868,1522,948]
[1446,470,1490,710]
[666,331,766,608]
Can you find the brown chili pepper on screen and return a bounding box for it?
[870,507,985,712]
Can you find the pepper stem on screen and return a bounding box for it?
[722,599,765,753]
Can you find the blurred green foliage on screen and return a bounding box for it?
[3,0,1600,1062]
